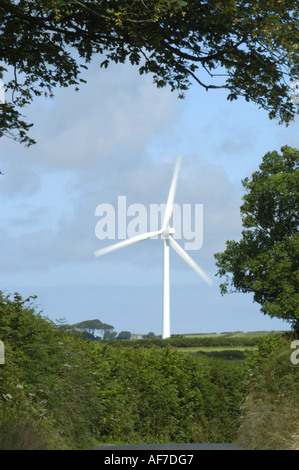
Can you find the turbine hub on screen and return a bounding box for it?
[162,226,175,238]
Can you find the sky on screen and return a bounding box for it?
[0,57,298,336]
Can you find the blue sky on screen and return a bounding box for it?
[0,58,298,336]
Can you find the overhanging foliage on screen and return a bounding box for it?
[1,0,299,144]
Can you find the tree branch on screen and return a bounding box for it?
[186,67,227,91]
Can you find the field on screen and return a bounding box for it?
[182,330,276,338]
[175,346,252,368]
[167,331,288,368]
[111,330,289,369]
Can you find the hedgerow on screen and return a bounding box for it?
[0,291,244,449]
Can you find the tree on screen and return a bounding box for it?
[143,332,157,339]
[214,146,299,332]
[73,319,115,339]
[103,329,117,341]
[117,330,131,340]
[1,0,299,146]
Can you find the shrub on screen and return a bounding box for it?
[86,343,244,444]
[0,291,101,449]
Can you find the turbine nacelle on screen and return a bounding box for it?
[162,226,175,238]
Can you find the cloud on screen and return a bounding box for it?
[14,61,178,172]
[0,59,245,286]
[0,160,42,198]
[0,152,243,283]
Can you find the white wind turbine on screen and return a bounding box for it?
[94,157,213,339]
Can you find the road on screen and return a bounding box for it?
[93,443,246,450]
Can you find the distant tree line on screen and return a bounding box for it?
[103,334,276,349]
[62,319,159,341]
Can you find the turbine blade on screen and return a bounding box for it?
[162,156,182,230]
[168,236,213,286]
[94,230,162,257]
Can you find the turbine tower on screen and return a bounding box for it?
[94,157,212,338]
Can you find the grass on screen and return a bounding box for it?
[236,334,299,450]
[237,395,299,450]
[0,418,46,450]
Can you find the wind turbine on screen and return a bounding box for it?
[94,157,213,339]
